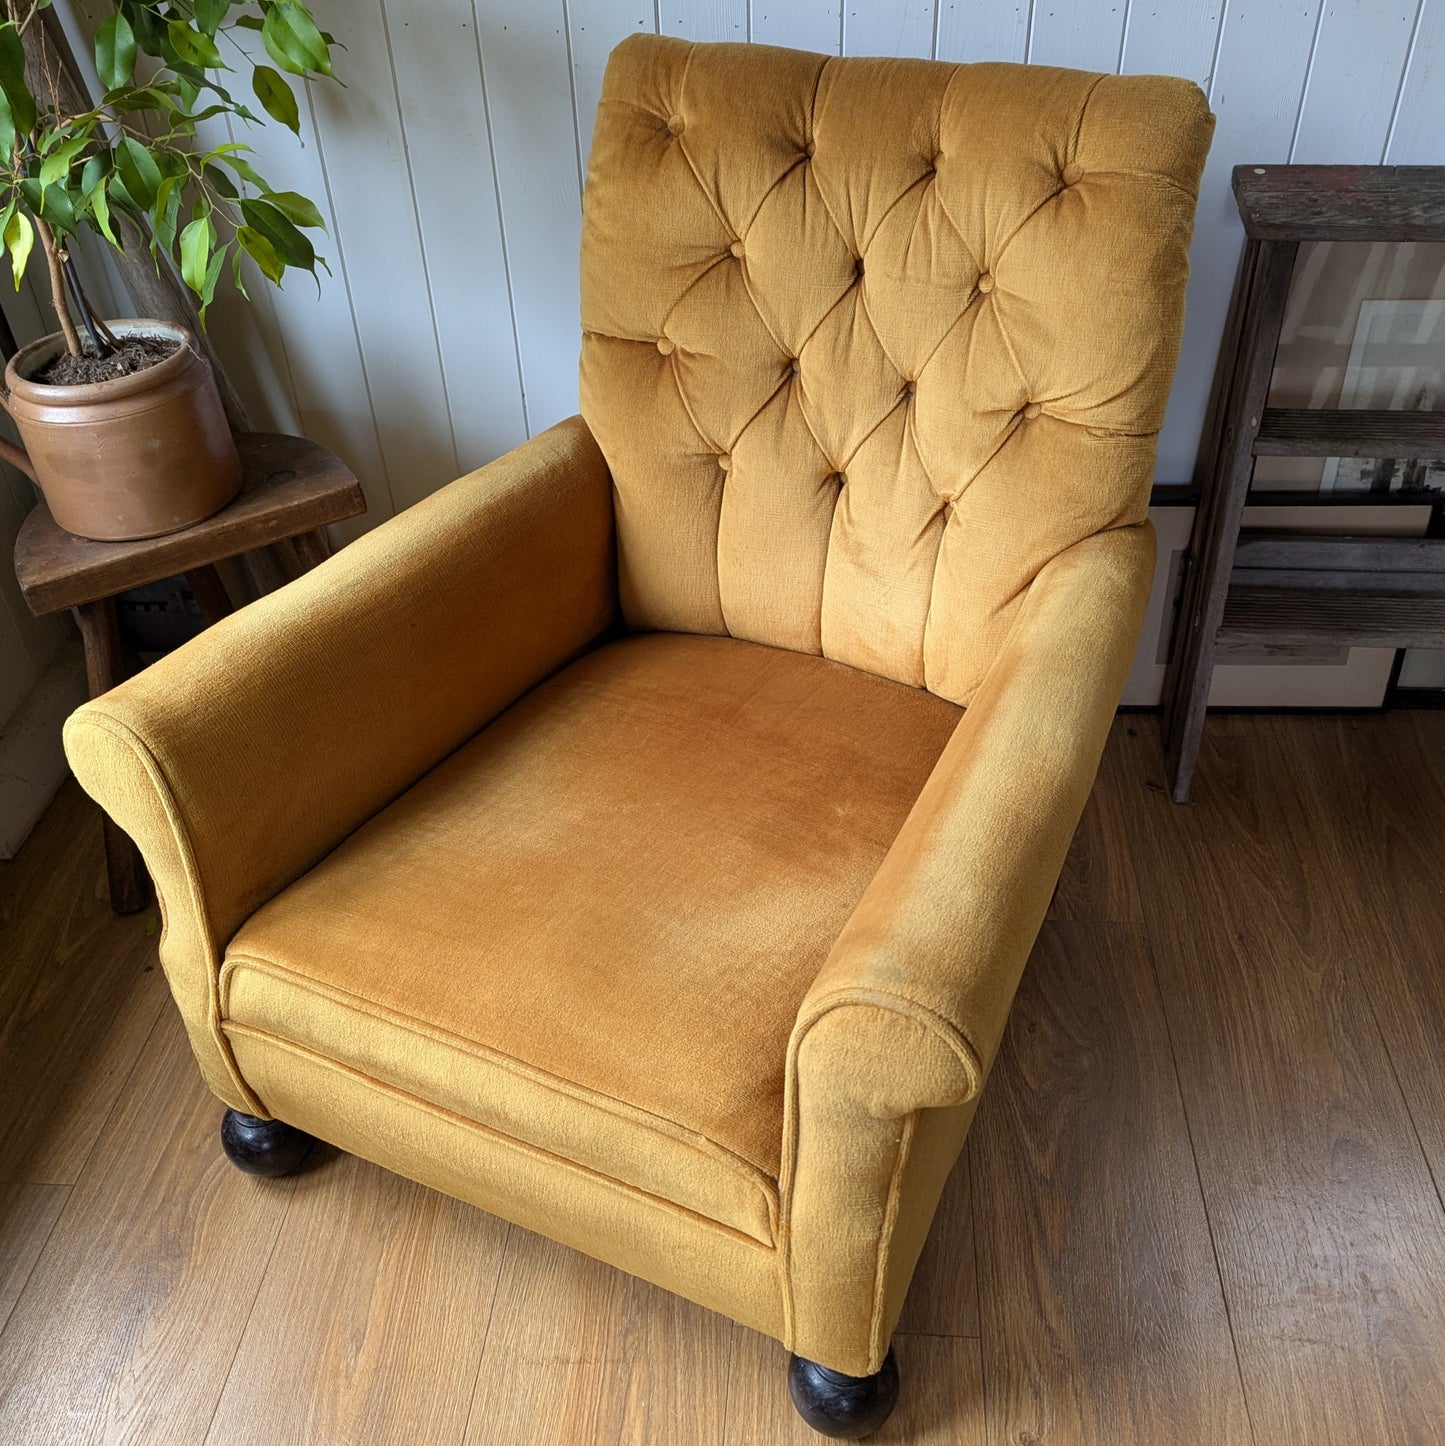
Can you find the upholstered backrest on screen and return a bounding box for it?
[579,36,1212,704]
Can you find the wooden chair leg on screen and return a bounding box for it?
[74,598,151,914]
[788,1348,900,1439]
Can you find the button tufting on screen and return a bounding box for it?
[805,141,816,158]
[904,382,917,399]
[789,357,801,374]
[667,114,685,136]
[717,452,732,471]
[729,240,745,259]
[656,337,674,356]
[1023,402,1042,420]
[1062,161,1084,186]
[977,273,995,294]
[854,257,865,280]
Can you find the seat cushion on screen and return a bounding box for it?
[222,633,961,1240]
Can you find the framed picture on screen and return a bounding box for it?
[1321,297,1445,496]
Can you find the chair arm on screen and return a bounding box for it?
[779,522,1155,1375]
[63,416,615,1111]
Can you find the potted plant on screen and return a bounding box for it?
[0,0,336,541]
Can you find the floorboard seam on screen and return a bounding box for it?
[1137,916,1261,1446]
[198,1175,299,1446]
[457,1221,514,1445]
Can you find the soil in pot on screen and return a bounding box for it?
[32,334,181,387]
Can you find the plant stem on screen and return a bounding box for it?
[61,249,110,357]
[32,213,81,356]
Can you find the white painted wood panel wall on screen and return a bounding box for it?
[188,0,1445,544]
[3,0,1443,739]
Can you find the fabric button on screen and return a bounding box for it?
[977,273,995,294]
[717,452,732,471]
[1062,161,1084,185]
[729,240,745,259]
[1023,402,1042,420]
[805,141,816,158]
[667,114,685,136]
[904,382,917,399]
[656,337,674,356]
[789,357,801,374]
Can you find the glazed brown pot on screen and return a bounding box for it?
[0,319,242,541]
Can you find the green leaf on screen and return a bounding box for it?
[261,3,332,76]
[233,15,263,32]
[90,179,118,246]
[203,161,238,200]
[194,0,230,38]
[218,152,268,190]
[39,137,90,190]
[0,23,37,138]
[197,240,228,324]
[239,196,313,268]
[153,178,182,255]
[123,1,168,58]
[80,154,106,196]
[261,189,325,231]
[95,12,137,92]
[180,214,215,295]
[5,208,33,290]
[115,136,161,210]
[251,65,299,133]
[236,224,282,283]
[167,20,224,70]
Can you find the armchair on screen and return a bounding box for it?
[65,36,1211,1437]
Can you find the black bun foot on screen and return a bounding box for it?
[220,1108,316,1178]
[788,1347,900,1439]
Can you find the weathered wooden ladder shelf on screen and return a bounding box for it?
[1162,164,1445,802]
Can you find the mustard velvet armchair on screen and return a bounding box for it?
[65,37,1211,1438]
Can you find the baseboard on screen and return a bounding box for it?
[0,639,87,859]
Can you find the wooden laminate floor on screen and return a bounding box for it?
[2,713,1444,1445]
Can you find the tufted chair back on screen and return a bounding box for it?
[580,36,1213,704]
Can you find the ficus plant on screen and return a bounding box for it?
[0,0,337,362]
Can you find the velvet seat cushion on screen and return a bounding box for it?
[222,632,960,1240]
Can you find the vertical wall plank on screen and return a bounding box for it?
[476,0,586,435]
[1028,0,1127,72]
[304,1,459,513]
[751,0,842,54]
[1290,0,1421,163]
[934,0,1028,63]
[386,0,530,473]
[570,4,655,169]
[843,0,936,58]
[1386,0,1445,163]
[1154,0,1322,488]
[1120,0,1221,86]
[658,1,748,42]
[202,22,398,542]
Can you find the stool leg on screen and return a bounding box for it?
[183,565,234,626]
[75,599,151,915]
[290,526,332,572]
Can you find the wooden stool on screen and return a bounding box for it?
[13,432,365,913]
[1162,164,1445,803]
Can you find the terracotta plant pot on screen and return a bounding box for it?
[0,319,242,542]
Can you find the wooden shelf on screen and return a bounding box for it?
[1233,164,1445,241]
[1244,489,1444,509]
[1253,408,1445,457]
[1219,587,1445,648]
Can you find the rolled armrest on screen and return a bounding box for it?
[64,416,615,1110]
[780,522,1155,1375]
